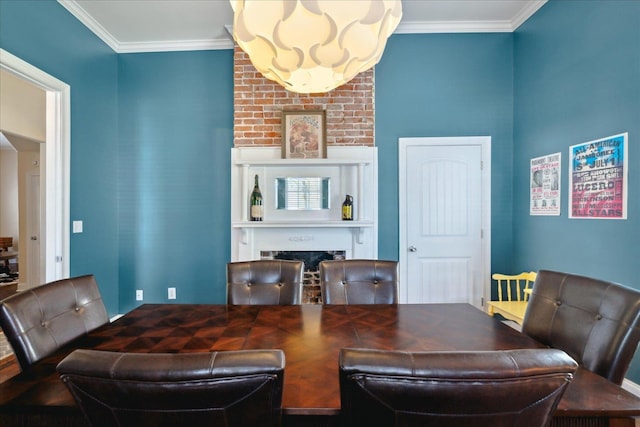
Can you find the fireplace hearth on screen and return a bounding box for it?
[261,250,346,303]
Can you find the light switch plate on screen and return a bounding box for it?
[72,221,83,233]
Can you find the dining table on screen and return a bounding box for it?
[0,250,18,270]
[1,303,640,427]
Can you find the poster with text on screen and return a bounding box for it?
[530,152,561,216]
[569,133,627,219]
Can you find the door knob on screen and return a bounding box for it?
[31,236,38,241]
[408,246,417,252]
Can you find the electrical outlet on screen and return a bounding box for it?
[168,287,176,300]
[136,290,143,301]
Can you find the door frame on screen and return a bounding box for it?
[1,48,70,283]
[398,136,491,306]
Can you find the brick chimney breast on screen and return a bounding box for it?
[233,46,374,148]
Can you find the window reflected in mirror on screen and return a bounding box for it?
[276,177,330,210]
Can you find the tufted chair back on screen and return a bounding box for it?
[523,270,640,385]
[339,348,577,427]
[0,274,109,370]
[320,259,398,304]
[227,260,304,305]
[57,349,285,427]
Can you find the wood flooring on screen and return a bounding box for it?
[0,353,19,383]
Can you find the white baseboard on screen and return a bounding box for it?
[622,378,640,397]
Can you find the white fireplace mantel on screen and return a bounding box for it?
[230,146,378,262]
[231,220,375,245]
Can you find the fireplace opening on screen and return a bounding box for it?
[260,250,346,304]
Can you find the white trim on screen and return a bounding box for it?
[1,48,70,283]
[395,20,514,34]
[59,0,546,53]
[398,136,491,306]
[116,39,234,54]
[511,0,548,30]
[58,0,233,53]
[622,378,640,397]
[395,0,548,34]
[57,0,119,52]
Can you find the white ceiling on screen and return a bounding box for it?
[58,0,547,53]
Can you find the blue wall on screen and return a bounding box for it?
[0,0,120,317]
[117,52,233,313]
[513,0,640,377]
[375,33,515,275]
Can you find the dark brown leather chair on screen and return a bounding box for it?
[522,269,640,385]
[320,259,398,304]
[57,349,285,427]
[227,260,304,305]
[0,274,109,370]
[339,348,577,427]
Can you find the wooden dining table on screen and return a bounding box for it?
[2,303,640,427]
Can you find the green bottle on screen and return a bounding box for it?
[250,174,264,221]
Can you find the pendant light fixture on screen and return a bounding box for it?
[230,0,402,94]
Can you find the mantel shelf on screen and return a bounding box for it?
[234,159,371,167]
[232,220,374,228]
[232,220,374,244]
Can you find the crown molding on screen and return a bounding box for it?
[395,20,514,34]
[58,0,234,53]
[58,0,120,52]
[395,0,547,34]
[59,0,548,53]
[511,0,548,30]
[116,39,234,54]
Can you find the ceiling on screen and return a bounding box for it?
[58,0,547,53]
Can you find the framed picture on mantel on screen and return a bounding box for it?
[281,110,327,159]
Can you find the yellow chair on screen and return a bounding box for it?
[487,271,537,325]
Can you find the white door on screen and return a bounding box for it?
[26,172,42,287]
[399,137,491,308]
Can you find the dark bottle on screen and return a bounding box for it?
[250,174,264,221]
[342,195,353,220]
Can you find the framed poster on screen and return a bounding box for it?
[530,152,561,216]
[569,133,628,219]
[281,110,327,159]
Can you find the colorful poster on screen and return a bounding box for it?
[530,153,561,216]
[569,133,627,219]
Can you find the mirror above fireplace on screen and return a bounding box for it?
[276,177,330,211]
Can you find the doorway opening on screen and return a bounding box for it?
[0,48,70,286]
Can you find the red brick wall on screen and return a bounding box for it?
[233,46,374,148]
